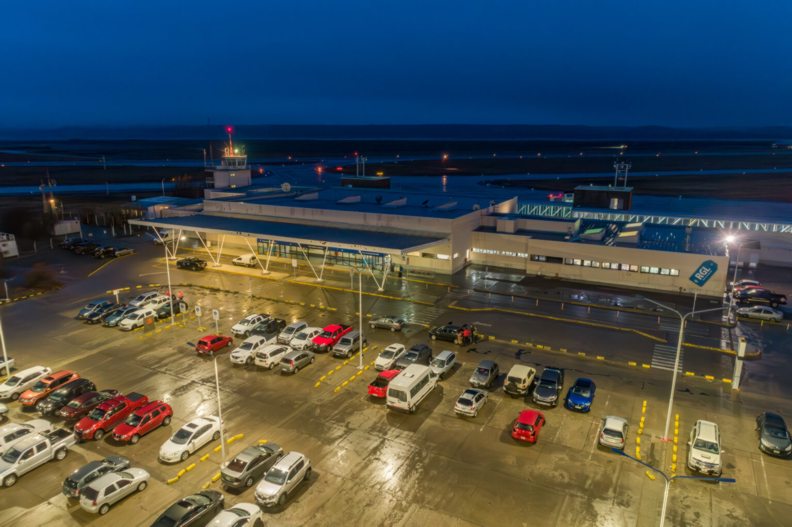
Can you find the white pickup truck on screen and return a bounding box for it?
[0,428,78,487]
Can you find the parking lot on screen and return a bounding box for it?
[0,246,791,526]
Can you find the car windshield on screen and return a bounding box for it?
[538,380,554,389]
[693,439,720,454]
[380,349,398,359]
[475,367,490,376]
[66,399,83,409]
[171,428,193,445]
[81,487,99,501]
[572,386,591,397]
[603,428,624,439]
[2,448,23,463]
[295,331,310,340]
[239,342,255,351]
[49,391,70,402]
[320,330,333,337]
[87,408,106,420]
[430,358,445,368]
[3,376,21,387]
[264,468,288,485]
[404,352,419,360]
[371,377,390,388]
[125,413,142,426]
[506,376,523,384]
[284,327,297,335]
[30,380,49,392]
[766,426,789,440]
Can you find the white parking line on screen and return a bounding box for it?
[588,419,601,460]
[759,454,772,503]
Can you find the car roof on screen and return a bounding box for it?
[435,350,455,359]
[477,359,496,368]
[261,344,288,352]
[10,434,46,451]
[69,460,105,480]
[42,370,75,383]
[133,400,168,415]
[384,343,405,352]
[762,412,786,427]
[200,334,222,341]
[283,349,306,359]
[517,409,543,422]
[461,388,483,398]
[507,364,534,375]
[379,369,402,380]
[574,377,594,386]
[11,365,49,378]
[273,451,305,470]
[285,320,306,328]
[182,416,216,430]
[603,416,628,429]
[695,420,719,440]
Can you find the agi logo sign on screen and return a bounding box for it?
[689,260,718,287]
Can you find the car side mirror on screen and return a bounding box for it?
[720,449,726,454]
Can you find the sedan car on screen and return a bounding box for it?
[736,306,784,322]
[454,388,488,417]
[289,327,322,351]
[103,306,139,328]
[429,324,462,343]
[469,360,499,389]
[62,455,130,499]
[57,390,118,421]
[159,416,222,463]
[565,378,596,412]
[82,303,121,324]
[393,344,432,370]
[208,503,262,527]
[221,442,284,489]
[176,257,207,271]
[151,491,225,527]
[599,416,629,450]
[430,350,456,379]
[80,468,150,515]
[374,344,406,371]
[196,335,233,356]
[77,300,114,320]
[756,412,792,458]
[369,316,406,332]
[511,409,546,443]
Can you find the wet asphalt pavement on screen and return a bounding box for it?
[0,238,790,526]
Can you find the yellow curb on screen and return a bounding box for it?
[341,380,349,387]
[176,469,186,477]
[559,348,567,353]
[334,386,341,393]
[596,355,605,360]
[167,477,179,484]
[356,370,363,376]
[258,439,268,444]
[319,375,326,382]
[213,445,222,453]
[200,454,210,462]
[722,378,732,384]
[510,339,519,344]
[641,364,651,369]
[201,481,211,489]
[629,361,637,367]
[645,470,656,481]
[684,371,695,377]
[227,433,244,444]
[704,375,715,381]
[211,473,221,482]
[185,463,196,472]
[577,352,586,357]
[314,382,321,388]
[348,375,356,382]
[335,365,342,371]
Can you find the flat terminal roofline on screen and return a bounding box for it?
[517,203,792,234]
[129,218,445,256]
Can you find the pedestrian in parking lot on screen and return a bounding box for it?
[462,324,472,345]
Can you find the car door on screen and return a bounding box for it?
[286,459,305,494]
[114,478,133,502]
[26,441,50,473]
[193,424,212,450]
[102,482,119,505]
[249,453,267,479]
[138,414,154,435]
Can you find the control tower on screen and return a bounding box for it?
[206,126,252,189]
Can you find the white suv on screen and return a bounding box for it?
[289,327,322,351]
[141,295,170,311]
[687,420,723,476]
[254,344,291,370]
[255,452,311,508]
[230,336,270,366]
[118,308,156,331]
[231,314,269,338]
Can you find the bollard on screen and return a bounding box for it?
[561,303,564,310]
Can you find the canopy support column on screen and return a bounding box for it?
[358,250,385,292]
[195,231,220,266]
[244,237,270,275]
[317,247,329,282]
[297,243,321,281]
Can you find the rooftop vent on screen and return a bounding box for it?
[434,201,458,211]
[383,197,407,208]
[294,192,319,201]
[337,195,362,204]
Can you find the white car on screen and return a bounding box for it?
[289,327,322,351]
[79,467,150,515]
[230,336,270,366]
[159,416,222,463]
[254,344,291,370]
[278,321,308,345]
[140,295,171,312]
[687,420,723,476]
[255,451,311,507]
[231,314,270,338]
[454,388,487,417]
[208,502,262,527]
[0,356,14,374]
[599,416,629,450]
[232,254,258,268]
[0,403,6,420]
[736,305,783,322]
[128,291,159,308]
[118,308,156,331]
[375,344,406,371]
[0,366,52,400]
[430,350,457,379]
[0,420,54,456]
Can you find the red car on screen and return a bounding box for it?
[511,410,546,443]
[196,334,233,356]
[56,389,118,420]
[112,400,173,444]
[311,324,352,353]
[368,370,401,399]
[74,392,149,441]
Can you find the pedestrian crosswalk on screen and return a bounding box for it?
[651,344,683,371]
[659,320,709,337]
[407,305,447,326]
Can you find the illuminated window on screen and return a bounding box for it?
[583,260,591,267]
[660,268,670,275]
[591,261,600,268]
[573,259,582,266]
[649,267,659,274]
[602,262,610,269]
[436,254,450,260]
[640,266,650,273]
[670,269,680,276]
[630,265,639,272]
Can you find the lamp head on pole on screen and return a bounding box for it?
[724,234,736,245]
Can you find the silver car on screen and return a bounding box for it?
[79,467,150,515]
[255,451,311,508]
[280,350,315,374]
[369,316,406,332]
[454,388,487,417]
[221,442,284,489]
[599,416,628,450]
[736,306,783,322]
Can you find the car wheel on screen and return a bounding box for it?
[162,416,171,426]
[473,410,478,417]
[99,504,110,515]
[180,451,189,462]
[212,431,220,441]
[3,474,17,487]
[431,335,437,340]
[55,448,67,460]
[246,357,253,367]
[391,327,396,332]
[268,362,275,370]
[245,476,254,487]
[94,429,105,441]
[137,481,147,492]
[294,366,299,373]
[130,434,140,444]
[10,392,19,401]
[370,324,375,329]
[228,341,233,347]
[278,494,286,506]
[305,467,312,480]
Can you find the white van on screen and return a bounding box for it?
[232,254,258,268]
[386,365,437,413]
[118,308,156,331]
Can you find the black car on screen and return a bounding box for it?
[156,301,186,319]
[532,367,564,407]
[250,318,287,337]
[73,241,100,255]
[176,257,207,271]
[59,238,87,250]
[62,455,130,499]
[36,378,97,415]
[84,303,122,324]
[756,412,792,458]
[151,491,224,527]
[735,288,787,308]
[429,324,462,343]
[393,344,433,370]
[94,246,117,259]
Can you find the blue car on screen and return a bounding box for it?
[565,378,596,412]
[76,300,113,320]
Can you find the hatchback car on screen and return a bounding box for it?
[367,370,401,399]
[565,378,596,412]
[280,350,315,374]
[80,468,150,515]
[277,320,307,344]
[112,400,173,444]
[375,344,406,371]
[253,344,291,370]
[736,306,784,322]
[289,327,322,351]
[36,378,97,415]
[83,303,120,324]
[18,370,79,407]
[62,455,130,499]
[207,503,261,527]
[756,412,791,458]
[255,451,311,508]
[151,491,224,527]
[221,442,284,489]
[599,416,629,450]
[430,350,457,379]
[454,388,488,417]
[511,410,546,443]
[128,291,159,308]
[393,344,432,370]
[159,415,222,463]
[103,306,139,327]
[57,390,118,421]
[469,360,499,389]
[369,316,406,332]
[196,335,233,356]
[429,324,462,343]
[118,308,156,331]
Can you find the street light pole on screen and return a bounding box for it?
[213,357,226,461]
[644,298,727,441]
[358,270,364,370]
[153,229,176,326]
[161,178,165,197]
[0,314,10,378]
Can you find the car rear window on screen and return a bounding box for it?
[81,487,99,501]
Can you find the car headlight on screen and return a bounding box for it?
[784,444,792,452]
[761,439,774,449]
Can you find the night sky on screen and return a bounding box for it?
[2,1,791,127]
